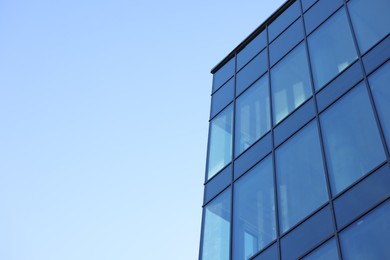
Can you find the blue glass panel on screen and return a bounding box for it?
[253,243,278,260]
[303,239,339,260]
[369,61,390,149]
[320,83,386,195]
[281,206,334,260]
[211,78,234,119]
[304,0,344,34]
[235,75,270,156]
[268,1,300,42]
[269,18,304,66]
[302,0,318,12]
[316,61,363,113]
[233,156,276,260]
[308,9,358,90]
[271,43,312,124]
[276,121,328,233]
[213,58,235,93]
[237,31,267,71]
[340,200,390,260]
[207,105,233,180]
[362,35,390,75]
[273,99,315,147]
[201,188,231,260]
[234,133,272,180]
[348,0,390,54]
[204,165,232,205]
[334,164,390,228]
[236,50,267,96]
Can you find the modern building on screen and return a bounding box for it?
[199,0,390,259]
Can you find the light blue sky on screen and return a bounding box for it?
[0,1,285,259]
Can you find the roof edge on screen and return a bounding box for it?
[210,0,295,74]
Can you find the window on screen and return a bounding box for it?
[303,239,339,260]
[207,105,233,180]
[340,200,390,259]
[348,0,390,54]
[320,83,386,195]
[237,31,267,71]
[233,156,276,260]
[271,43,312,124]
[235,74,270,156]
[369,61,390,149]
[213,58,235,93]
[236,50,267,95]
[201,188,231,260]
[308,9,358,90]
[276,121,328,233]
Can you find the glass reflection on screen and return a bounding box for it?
[235,75,270,156]
[340,200,390,259]
[233,156,276,260]
[308,9,357,90]
[304,239,339,260]
[207,105,233,180]
[348,0,390,54]
[201,188,231,260]
[320,83,386,195]
[276,121,328,233]
[271,43,312,124]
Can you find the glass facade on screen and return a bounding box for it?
[201,0,390,259]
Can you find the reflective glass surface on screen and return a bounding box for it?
[207,105,233,180]
[268,1,300,42]
[276,121,328,233]
[308,9,357,90]
[233,156,276,260]
[235,75,270,156]
[236,50,267,95]
[320,83,386,195]
[369,61,390,148]
[237,32,267,71]
[269,18,304,66]
[201,188,231,260]
[213,58,235,93]
[271,43,312,124]
[303,239,339,260]
[340,200,390,259]
[211,78,234,118]
[348,0,390,54]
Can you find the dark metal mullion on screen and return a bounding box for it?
[299,0,343,259]
[229,52,238,260]
[267,19,282,260]
[343,1,390,162]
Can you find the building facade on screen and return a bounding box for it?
[199,0,390,259]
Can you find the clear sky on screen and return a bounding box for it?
[0,1,286,259]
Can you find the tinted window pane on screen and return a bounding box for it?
[235,75,270,156]
[340,200,390,260]
[237,32,267,70]
[211,78,234,118]
[369,61,390,149]
[271,43,312,124]
[268,1,300,42]
[213,58,235,92]
[308,9,358,90]
[349,0,390,54]
[236,50,267,95]
[269,18,304,66]
[304,0,344,34]
[201,188,231,260]
[207,105,233,180]
[233,156,276,260]
[281,206,334,260]
[320,83,386,195]
[276,121,328,233]
[304,239,339,260]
